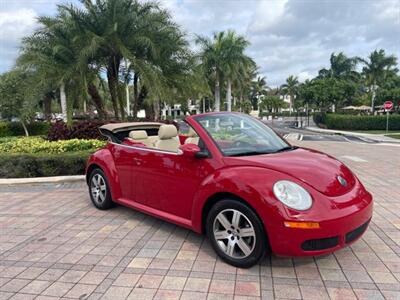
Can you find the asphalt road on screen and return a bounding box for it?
[265,120,379,144]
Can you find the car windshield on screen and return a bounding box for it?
[194,113,292,157]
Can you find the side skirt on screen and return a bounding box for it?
[115,198,193,230]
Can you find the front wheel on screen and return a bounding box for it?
[88,168,114,210]
[206,199,267,268]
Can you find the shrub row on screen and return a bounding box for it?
[47,119,179,141]
[314,113,400,130]
[0,121,50,137]
[47,120,107,141]
[0,151,91,178]
[0,137,106,154]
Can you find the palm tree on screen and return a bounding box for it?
[18,14,86,124]
[196,32,225,112]
[319,52,359,80]
[251,76,269,111]
[359,49,398,113]
[220,30,254,111]
[197,31,254,112]
[280,75,299,114]
[19,11,109,123]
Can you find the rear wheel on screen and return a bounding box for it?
[88,168,114,210]
[206,199,266,268]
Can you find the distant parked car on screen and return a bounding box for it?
[86,112,373,268]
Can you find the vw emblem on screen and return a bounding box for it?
[337,176,347,187]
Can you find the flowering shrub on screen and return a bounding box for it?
[0,137,106,154]
[47,120,107,141]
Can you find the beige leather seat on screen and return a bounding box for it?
[147,135,159,146]
[184,127,199,145]
[128,130,153,147]
[155,124,180,152]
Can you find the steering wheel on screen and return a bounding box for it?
[232,136,252,148]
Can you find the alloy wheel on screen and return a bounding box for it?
[90,174,107,205]
[213,209,256,259]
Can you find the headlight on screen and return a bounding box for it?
[273,180,312,210]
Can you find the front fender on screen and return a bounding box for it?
[191,166,289,233]
[86,148,122,200]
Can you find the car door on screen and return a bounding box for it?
[109,143,141,201]
[134,145,216,221]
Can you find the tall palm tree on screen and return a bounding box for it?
[196,32,225,112]
[280,75,299,114]
[250,76,269,112]
[18,14,86,124]
[359,49,398,113]
[197,31,254,112]
[319,52,358,80]
[220,30,254,112]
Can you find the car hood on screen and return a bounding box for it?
[224,147,356,197]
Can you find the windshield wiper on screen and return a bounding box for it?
[272,146,298,153]
[228,151,272,157]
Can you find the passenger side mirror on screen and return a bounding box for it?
[178,144,207,158]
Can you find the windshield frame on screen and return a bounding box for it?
[192,113,291,157]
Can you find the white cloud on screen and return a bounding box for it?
[0,0,399,86]
[0,8,38,70]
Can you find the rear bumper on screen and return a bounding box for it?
[267,192,373,256]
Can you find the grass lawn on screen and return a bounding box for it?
[386,134,400,139]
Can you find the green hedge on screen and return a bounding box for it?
[314,113,400,130]
[0,121,50,137]
[0,137,106,154]
[0,151,91,178]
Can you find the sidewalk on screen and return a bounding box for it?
[305,126,400,143]
[0,175,85,186]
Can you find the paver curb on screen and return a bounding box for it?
[305,126,400,143]
[0,175,85,186]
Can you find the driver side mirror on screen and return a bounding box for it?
[178,144,208,158]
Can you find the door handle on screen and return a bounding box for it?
[133,157,142,165]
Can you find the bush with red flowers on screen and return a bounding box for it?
[47,120,108,141]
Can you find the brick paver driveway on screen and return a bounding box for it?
[1,141,399,300]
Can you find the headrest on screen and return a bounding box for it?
[129,130,148,140]
[158,124,178,140]
[187,127,197,137]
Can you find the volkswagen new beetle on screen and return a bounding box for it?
[86,112,373,268]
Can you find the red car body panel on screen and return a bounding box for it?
[86,113,373,256]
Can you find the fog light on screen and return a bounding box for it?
[284,221,320,229]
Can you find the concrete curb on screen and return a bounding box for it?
[0,175,85,186]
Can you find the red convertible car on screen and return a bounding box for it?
[86,112,373,268]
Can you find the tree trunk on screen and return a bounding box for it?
[371,83,376,114]
[154,100,160,121]
[88,83,107,120]
[145,102,155,121]
[125,84,130,117]
[226,77,232,112]
[43,93,52,121]
[117,83,126,121]
[214,73,220,112]
[60,83,67,122]
[107,57,120,120]
[132,73,139,119]
[21,120,29,137]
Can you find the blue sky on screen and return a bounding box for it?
[0,0,399,86]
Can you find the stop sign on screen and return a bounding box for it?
[384,101,393,110]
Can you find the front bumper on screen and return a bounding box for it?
[267,190,373,257]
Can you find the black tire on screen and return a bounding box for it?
[206,199,267,268]
[88,168,114,210]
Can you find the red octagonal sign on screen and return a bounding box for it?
[384,101,393,110]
